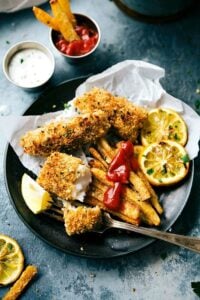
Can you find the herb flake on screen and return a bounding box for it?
[20,58,24,64]
[7,243,13,251]
[191,282,200,297]
[181,154,190,164]
[147,168,154,175]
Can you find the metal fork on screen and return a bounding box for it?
[93,213,200,254]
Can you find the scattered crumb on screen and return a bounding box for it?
[80,246,84,251]
[52,104,57,108]
[196,88,200,94]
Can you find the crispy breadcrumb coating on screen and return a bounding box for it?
[74,87,147,142]
[74,87,116,116]
[113,96,147,142]
[37,152,90,201]
[63,204,102,235]
[20,110,111,156]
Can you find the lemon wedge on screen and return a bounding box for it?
[0,234,24,286]
[141,108,188,146]
[21,173,53,214]
[139,140,190,186]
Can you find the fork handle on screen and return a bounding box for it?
[111,219,200,253]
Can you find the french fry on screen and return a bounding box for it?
[93,178,108,192]
[85,195,140,226]
[91,168,142,203]
[137,170,163,215]
[3,265,37,300]
[99,138,116,158]
[89,159,107,171]
[32,6,59,31]
[129,171,151,201]
[97,143,112,164]
[91,167,112,186]
[97,138,116,163]
[57,0,77,26]
[89,148,108,169]
[50,0,80,42]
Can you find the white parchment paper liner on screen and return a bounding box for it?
[1,60,200,175]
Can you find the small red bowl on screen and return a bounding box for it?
[49,13,101,63]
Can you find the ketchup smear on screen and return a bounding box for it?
[103,141,139,211]
[55,24,98,56]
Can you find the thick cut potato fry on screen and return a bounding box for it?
[3,265,37,300]
[125,188,160,226]
[32,6,59,31]
[89,159,107,171]
[129,171,151,201]
[50,0,80,42]
[89,148,108,169]
[58,0,76,26]
[137,170,163,215]
[85,196,140,226]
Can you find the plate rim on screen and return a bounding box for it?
[3,76,195,258]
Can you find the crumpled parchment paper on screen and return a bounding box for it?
[1,60,200,175]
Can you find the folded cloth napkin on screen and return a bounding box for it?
[0,0,47,13]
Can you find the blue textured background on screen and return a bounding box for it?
[0,1,200,299]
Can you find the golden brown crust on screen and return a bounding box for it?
[2,265,37,300]
[20,111,111,156]
[74,87,116,116]
[113,96,147,142]
[74,88,148,142]
[63,205,102,235]
[37,152,87,201]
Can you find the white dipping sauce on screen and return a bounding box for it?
[8,48,53,88]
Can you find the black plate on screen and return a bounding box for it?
[4,77,194,258]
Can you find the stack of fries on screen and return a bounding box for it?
[85,138,163,227]
[33,0,78,42]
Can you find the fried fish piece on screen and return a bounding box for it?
[74,87,147,142]
[20,110,111,156]
[63,203,102,236]
[113,96,147,142]
[37,152,91,202]
[74,87,116,116]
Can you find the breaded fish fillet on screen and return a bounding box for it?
[37,152,91,201]
[113,96,147,142]
[20,110,111,156]
[63,203,102,236]
[74,87,116,116]
[74,87,147,142]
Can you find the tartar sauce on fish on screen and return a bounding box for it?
[8,48,52,88]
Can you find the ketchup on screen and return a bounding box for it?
[55,24,98,56]
[103,141,139,210]
[103,182,123,211]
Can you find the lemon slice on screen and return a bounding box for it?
[0,234,24,286]
[21,173,53,214]
[141,108,188,146]
[139,140,190,186]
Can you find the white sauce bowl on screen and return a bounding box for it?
[3,41,55,91]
